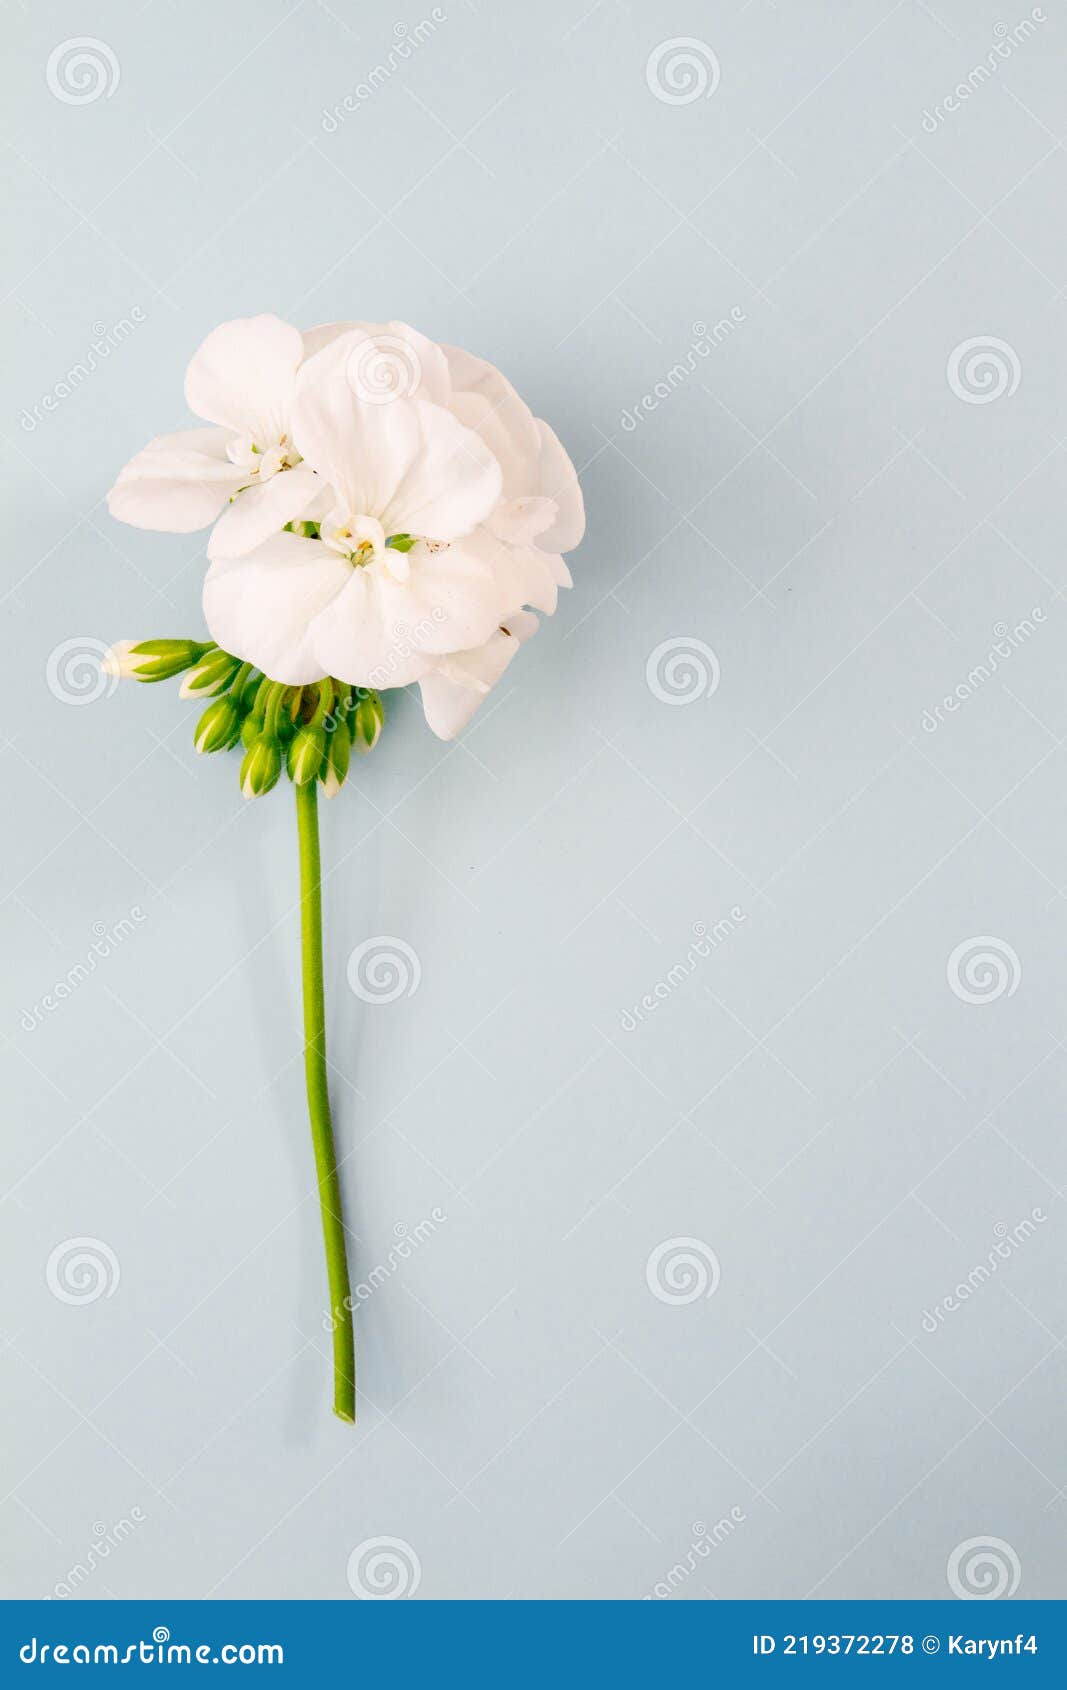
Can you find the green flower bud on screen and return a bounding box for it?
[240,669,265,709]
[239,733,282,799]
[287,725,326,786]
[352,691,384,753]
[240,712,262,750]
[194,693,243,754]
[257,680,298,744]
[103,639,208,683]
[179,648,242,699]
[276,690,300,742]
[320,723,351,797]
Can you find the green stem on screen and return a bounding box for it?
[295,780,355,1422]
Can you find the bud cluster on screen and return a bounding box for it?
[103,639,385,799]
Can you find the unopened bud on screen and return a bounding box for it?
[320,723,351,797]
[179,648,241,698]
[287,725,326,786]
[194,693,242,754]
[239,733,282,799]
[103,639,207,683]
[352,691,384,753]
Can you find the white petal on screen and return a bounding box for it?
[381,403,502,539]
[444,346,542,499]
[101,640,138,679]
[308,536,508,687]
[499,543,568,615]
[300,320,451,405]
[418,611,539,739]
[444,346,584,553]
[444,527,569,616]
[207,465,323,559]
[307,570,439,689]
[301,320,360,362]
[107,427,244,532]
[293,336,500,538]
[202,532,353,684]
[184,314,304,439]
[532,419,585,552]
[485,496,558,547]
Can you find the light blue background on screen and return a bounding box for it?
[2,0,1065,1600]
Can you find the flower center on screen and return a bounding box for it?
[227,432,301,483]
[321,510,415,581]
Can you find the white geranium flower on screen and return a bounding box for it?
[100,312,586,1428]
[109,316,585,739]
[106,314,322,559]
[200,323,584,735]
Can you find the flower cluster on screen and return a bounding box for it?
[104,638,382,798]
[107,315,584,741]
